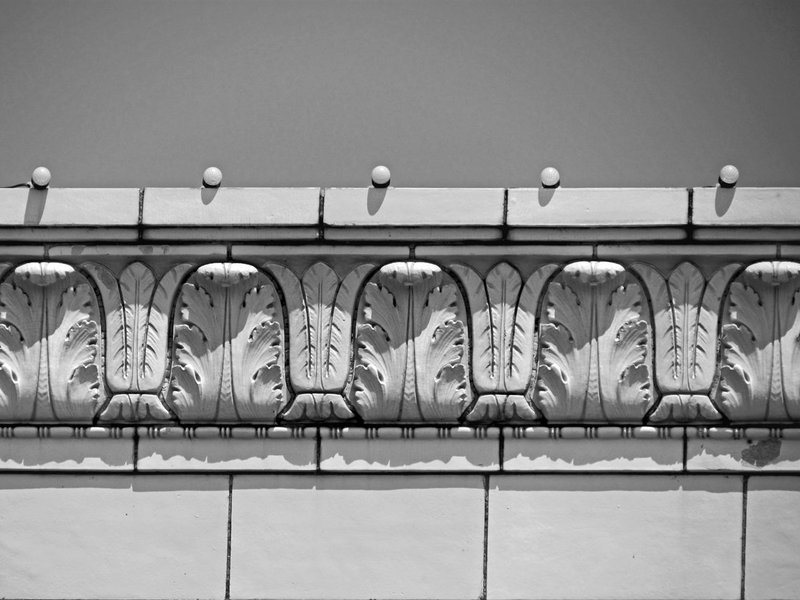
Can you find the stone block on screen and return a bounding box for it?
[230,474,484,599]
[0,188,140,226]
[142,188,319,240]
[503,426,684,471]
[319,427,499,471]
[746,476,800,600]
[0,474,229,599]
[693,187,800,226]
[507,188,688,227]
[137,426,316,471]
[0,427,134,471]
[323,188,504,239]
[686,428,800,471]
[488,474,743,599]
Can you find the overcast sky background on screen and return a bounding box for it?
[1,1,799,188]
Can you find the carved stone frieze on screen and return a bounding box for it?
[0,250,797,427]
[632,261,740,422]
[452,261,558,422]
[0,262,104,422]
[265,261,374,421]
[533,261,654,423]
[349,261,471,422]
[718,261,800,422]
[167,263,287,422]
[86,261,192,421]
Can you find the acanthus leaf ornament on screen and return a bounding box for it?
[452,262,558,422]
[632,261,740,422]
[533,261,653,423]
[167,263,287,422]
[350,262,471,422]
[265,261,374,420]
[0,262,103,422]
[85,261,192,421]
[717,261,800,422]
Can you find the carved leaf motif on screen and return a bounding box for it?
[694,264,740,390]
[0,282,38,419]
[323,264,374,388]
[143,264,192,389]
[453,262,557,398]
[230,285,285,420]
[351,262,470,422]
[534,281,591,420]
[267,262,373,396]
[86,262,191,398]
[0,263,103,422]
[352,281,406,420]
[170,282,223,420]
[780,287,800,419]
[534,262,653,423]
[719,283,774,420]
[597,283,651,420]
[718,262,800,422]
[169,264,285,422]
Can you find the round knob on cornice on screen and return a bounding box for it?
[719,164,739,187]
[540,167,560,188]
[31,166,51,189]
[371,165,391,188]
[203,167,223,188]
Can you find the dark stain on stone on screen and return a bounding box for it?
[741,438,781,466]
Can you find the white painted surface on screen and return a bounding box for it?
[746,477,800,600]
[693,187,800,225]
[137,435,316,471]
[488,474,742,599]
[230,474,484,599]
[143,187,319,225]
[319,428,499,471]
[503,433,683,471]
[687,433,800,471]
[507,187,688,226]
[0,188,139,225]
[324,187,504,226]
[0,437,133,470]
[0,474,228,599]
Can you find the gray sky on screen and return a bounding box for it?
[1,0,799,188]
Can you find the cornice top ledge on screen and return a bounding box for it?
[0,186,797,242]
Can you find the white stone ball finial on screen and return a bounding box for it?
[203,167,223,188]
[719,164,739,187]
[540,167,560,188]
[371,165,391,187]
[31,166,51,189]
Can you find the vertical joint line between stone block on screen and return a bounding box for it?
[498,428,505,471]
[740,475,748,600]
[315,427,322,472]
[132,428,139,472]
[318,187,326,240]
[687,187,694,241]
[501,188,509,241]
[225,473,233,600]
[482,473,490,600]
[682,427,688,473]
[137,187,145,242]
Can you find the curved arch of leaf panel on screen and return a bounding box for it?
[264,260,377,422]
[632,261,741,423]
[165,262,287,423]
[532,260,654,424]
[84,260,194,423]
[717,260,800,423]
[348,260,472,423]
[451,261,560,423]
[0,261,104,422]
